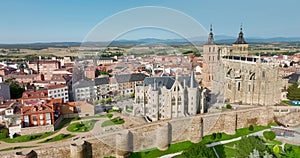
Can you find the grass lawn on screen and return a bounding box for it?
[214,141,238,158]
[281,100,292,106]
[131,123,277,157]
[284,143,300,157]
[130,141,193,158]
[0,146,36,152]
[101,118,125,127]
[67,120,98,132]
[39,134,74,143]
[201,123,277,144]
[0,132,55,143]
[108,109,121,113]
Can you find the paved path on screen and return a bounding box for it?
[0,113,124,155]
[206,129,270,148]
[159,151,182,158]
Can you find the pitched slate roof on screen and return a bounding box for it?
[94,77,109,85]
[143,73,198,89]
[115,73,147,83]
[143,77,175,89]
[72,79,95,89]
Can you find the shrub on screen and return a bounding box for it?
[107,113,113,119]
[100,99,105,104]
[273,145,280,154]
[226,104,232,109]
[263,131,276,141]
[217,133,222,139]
[249,125,254,131]
[211,133,216,140]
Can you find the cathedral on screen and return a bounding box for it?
[134,71,208,122]
[202,25,287,106]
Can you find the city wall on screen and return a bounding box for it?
[1,107,274,158]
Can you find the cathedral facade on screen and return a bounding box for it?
[134,71,207,122]
[202,26,287,106]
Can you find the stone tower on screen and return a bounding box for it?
[231,25,248,57]
[202,25,219,88]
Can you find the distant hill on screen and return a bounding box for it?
[1,36,300,48]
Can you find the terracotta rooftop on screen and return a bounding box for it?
[46,84,67,90]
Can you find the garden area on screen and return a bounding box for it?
[213,134,300,158]
[130,141,193,158]
[101,117,125,127]
[39,134,74,143]
[67,120,98,132]
[129,123,279,157]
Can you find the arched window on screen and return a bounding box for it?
[178,96,182,105]
[171,97,176,105]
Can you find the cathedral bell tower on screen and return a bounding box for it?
[202,25,219,88]
[232,24,249,57]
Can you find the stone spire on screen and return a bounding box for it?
[207,24,215,45]
[153,78,157,91]
[234,24,247,44]
[190,68,195,88]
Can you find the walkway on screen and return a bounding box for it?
[206,129,270,147]
[0,113,123,155]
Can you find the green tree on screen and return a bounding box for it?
[130,93,135,98]
[182,143,216,158]
[237,136,267,157]
[273,145,280,154]
[106,97,112,103]
[249,125,254,131]
[5,78,25,99]
[100,99,105,104]
[287,83,300,100]
[226,104,232,109]
[107,114,113,119]
[211,133,217,140]
[263,131,276,141]
[217,133,222,139]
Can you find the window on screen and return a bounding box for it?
[46,113,51,120]
[171,97,176,105]
[32,115,37,121]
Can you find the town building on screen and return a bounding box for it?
[27,60,61,81]
[46,84,69,103]
[21,101,55,127]
[115,73,148,97]
[72,76,110,101]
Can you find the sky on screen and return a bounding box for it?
[0,0,299,43]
